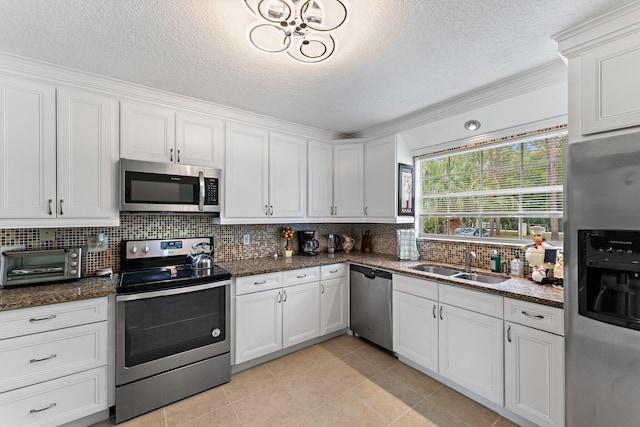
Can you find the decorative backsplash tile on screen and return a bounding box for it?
[0,215,533,276]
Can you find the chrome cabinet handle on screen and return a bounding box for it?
[30,354,57,363]
[170,148,173,162]
[283,290,287,302]
[321,284,325,294]
[30,403,56,414]
[48,199,53,215]
[365,206,368,216]
[522,311,544,319]
[329,269,338,274]
[439,306,443,320]
[334,206,337,216]
[507,324,512,342]
[270,205,273,216]
[264,205,268,216]
[277,291,282,303]
[296,274,307,279]
[254,280,266,285]
[433,304,436,318]
[29,314,56,322]
[177,149,181,163]
[330,206,334,215]
[59,199,63,215]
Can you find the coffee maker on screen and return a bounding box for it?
[298,230,319,256]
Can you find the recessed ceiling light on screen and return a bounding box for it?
[464,120,481,131]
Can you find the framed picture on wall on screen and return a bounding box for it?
[398,163,414,216]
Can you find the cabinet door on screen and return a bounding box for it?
[393,291,438,372]
[0,76,56,219]
[505,322,564,427]
[235,288,282,364]
[282,282,320,348]
[581,31,640,134]
[57,88,118,219]
[269,132,306,218]
[175,112,224,168]
[364,135,396,218]
[438,303,504,405]
[307,140,334,217]
[120,100,175,163]
[333,143,364,217]
[224,122,269,218]
[320,277,348,335]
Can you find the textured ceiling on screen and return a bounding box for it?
[0,0,634,135]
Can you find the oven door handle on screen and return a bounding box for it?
[116,280,229,302]
[198,171,205,211]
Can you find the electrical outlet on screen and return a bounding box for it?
[40,228,55,242]
[243,234,250,245]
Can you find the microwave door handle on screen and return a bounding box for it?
[198,171,205,211]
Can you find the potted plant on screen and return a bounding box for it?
[281,226,294,257]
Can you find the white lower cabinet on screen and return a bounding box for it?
[235,269,320,364]
[504,298,565,427]
[392,274,439,373]
[320,264,348,335]
[0,297,108,427]
[438,302,504,406]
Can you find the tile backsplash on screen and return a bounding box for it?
[0,215,532,276]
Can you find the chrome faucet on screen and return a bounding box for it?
[464,248,476,272]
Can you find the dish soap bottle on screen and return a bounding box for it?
[511,253,524,277]
[490,250,501,272]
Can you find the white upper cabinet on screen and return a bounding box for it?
[225,122,269,218]
[554,2,640,139]
[307,140,334,218]
[364,135,396,218]
[0,77,119,227]
[224,122,306,221]
[121,100,175,163]
[333,143,364,217]
[175,112,224,168]
[269,132,306,218]
[121,100,223,168]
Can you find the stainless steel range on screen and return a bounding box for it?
[115,237,231,424]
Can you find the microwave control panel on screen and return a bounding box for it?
[204,178,218,205]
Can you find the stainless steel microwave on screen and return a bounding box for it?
[120,159,221,214]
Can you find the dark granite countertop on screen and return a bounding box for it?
[0,275,117,312]
[218,252,564,308]
[0,251,563,312]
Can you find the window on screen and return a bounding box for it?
[417,129,567,245]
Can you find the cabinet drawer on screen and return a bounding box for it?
[0,297,108,340]
[504,298,564,336]
[321,263,346,279]
[0,366,107,427]
[393,274,438,301]
[439,283,503,318]
[0,321,108,393]
[236,272,282,296]
[283,267,320,287]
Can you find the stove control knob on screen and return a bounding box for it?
[70,270,77,276]
[130,246,139,254]
[69,252,78,259]
[211,328,221,338]
[143,245,150,253]
[70,261,78,267]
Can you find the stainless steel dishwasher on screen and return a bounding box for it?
[350,264,393,351]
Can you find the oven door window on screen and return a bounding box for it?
[123,286,226,367]
[125,171,199,205]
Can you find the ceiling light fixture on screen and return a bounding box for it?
[464,120,481,131]
[243,0,348,64]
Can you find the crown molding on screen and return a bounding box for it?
[0,52,339,141]
[553,0,640,58]
[351,60,567,140]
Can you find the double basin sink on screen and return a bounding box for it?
[410,264,507,284]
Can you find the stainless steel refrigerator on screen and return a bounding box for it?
[565,134,640,427]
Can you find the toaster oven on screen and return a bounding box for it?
[1,248,82,288]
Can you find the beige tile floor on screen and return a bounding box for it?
[94,334,519,427]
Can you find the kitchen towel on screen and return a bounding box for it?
[397,229,419,261]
